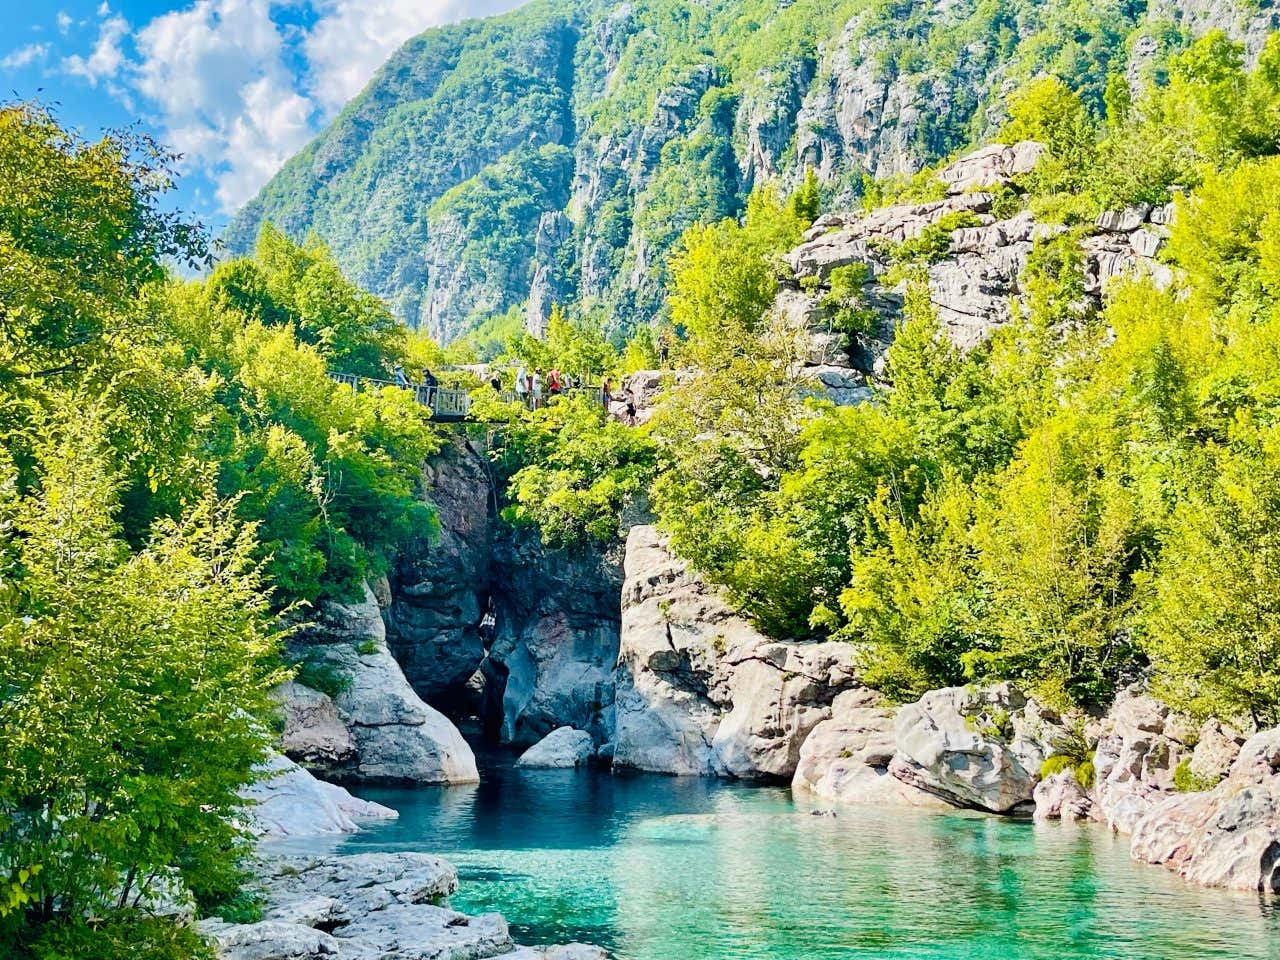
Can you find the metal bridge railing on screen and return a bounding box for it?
[327,372,609,421]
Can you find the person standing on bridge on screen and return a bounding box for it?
[515,366,529,408]
[531,369,544,410]
[422,367,439,408]
[393,363,410,389]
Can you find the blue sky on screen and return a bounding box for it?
[0,0,527,233]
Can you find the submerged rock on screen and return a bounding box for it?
[517,727,595,768]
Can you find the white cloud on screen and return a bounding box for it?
[303,0,519,114]
[62,14,128,85]
[1,43,50,70]
[59,0,527,216]
[57,12,74,35]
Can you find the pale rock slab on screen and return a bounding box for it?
[517,726,595,768]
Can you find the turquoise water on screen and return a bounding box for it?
[286,753,1280,959]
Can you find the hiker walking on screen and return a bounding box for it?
[515,366,529,408]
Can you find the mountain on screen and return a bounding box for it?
[226,0,1280,344]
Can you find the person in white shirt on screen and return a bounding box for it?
[531,369,544,410]
[515,366,529,408]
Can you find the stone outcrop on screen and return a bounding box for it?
[888,683,1065,813]
[244,753,397,839]
[1032,771,1098,823]
[792,690,947,808]
[1091,687,1196,834]
[387,436,493,715]
[783,142,1177,373]
[516,726,595,768]
[1129,729,1280,892]
[290,583,479,785]
[613,525,864,779]
[202,853,606,960]
[275,681,357,778]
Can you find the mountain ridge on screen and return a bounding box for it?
[227,0,1280,344]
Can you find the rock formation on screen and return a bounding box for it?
[613,524,864,779]
[243,753,398,839]
[202,852,606,960]
[783,142,1176,378]
[516,726,595,768]
[285,582,479,785]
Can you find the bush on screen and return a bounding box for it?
[295,656,352,700]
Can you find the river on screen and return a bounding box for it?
[278,751,1280,959]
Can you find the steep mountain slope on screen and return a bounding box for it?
[227,0,1280,343]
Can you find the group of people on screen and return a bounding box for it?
[509,367,584,409]
[392,363,439,403]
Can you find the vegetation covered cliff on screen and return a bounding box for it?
[228,0,1277,345]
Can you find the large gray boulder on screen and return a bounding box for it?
[1129,728,1280,892]
[1033,771,1099,823]
[888,684,1064,813]
[243,753,397,839]
[296,584,479,785]
[516,727,595,768]
[613,525,865,779]
[792,690,947,808]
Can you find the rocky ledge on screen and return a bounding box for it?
[202,852,606,960]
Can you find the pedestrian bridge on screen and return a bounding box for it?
[327,371,605,422]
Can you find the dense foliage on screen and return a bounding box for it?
[0,105,441,958]
[629,32,1280,726]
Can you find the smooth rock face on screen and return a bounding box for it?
[243,753,398,839]
[201,852,601,960]
[517,727,595,768]
[275,681,356,777]
[792,690,948,808]
[889,684,1063,813]
[1129,729,1280,892]
[297,583,479,785]
[613,525,865,779]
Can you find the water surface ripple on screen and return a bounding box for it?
[282,754,1280,959]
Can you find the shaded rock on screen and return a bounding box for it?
[275,681,356,777]
[614,525,864,779]
[244,754,397,839]
[889,684,1064,813]
[388,437,492,713]
[517,726,595,768]
[792,690,948,808]
[486,535,623,746]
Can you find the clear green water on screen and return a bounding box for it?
[286,753,1280,959]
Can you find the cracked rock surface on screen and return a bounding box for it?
[613,524,866,778]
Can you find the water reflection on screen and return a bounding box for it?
[278,754,1280,960]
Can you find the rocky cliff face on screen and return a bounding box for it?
[228,0,1276,343]
[613,524,864,779]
